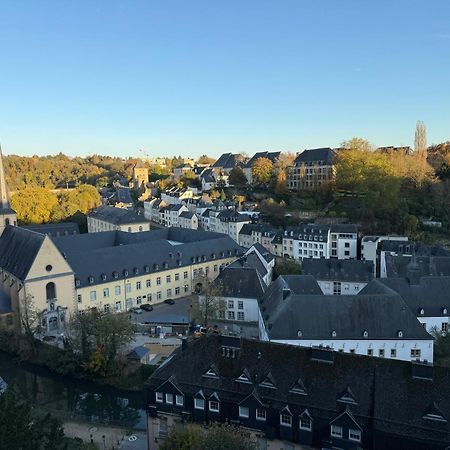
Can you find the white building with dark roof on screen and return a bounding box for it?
[258,275,434,362]
[87,205,150,233]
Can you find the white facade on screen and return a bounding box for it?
[144,198,168,223]
[87,216,150,233]
[269,338,434,363]
[293,237,328,260]
[329,231,357,259]
[178,213,199,230]
[160,205,188,228]
[417,315,449,334]
[219,296,259,323]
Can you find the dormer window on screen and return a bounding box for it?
[260,373,276,389]
[300,416,312,431]
[363,330,369,338]
[134,267,139,275]
[101,274,107,281]
[154,264,159,270]
[123,270,128,277]
[297,330,302,337]
[331,330,337,338]
[398,330,403,338]
[443,308,448,315]
[113,271,118,279]
[155,392,163,403]
[280,413,292,427]
[163,262,168,269]
[204,367,218,378]
[211,253,216,259]
[75,279,80,287]
[144,265,150,273]
[88,276,94,284]
[237,370,251,383]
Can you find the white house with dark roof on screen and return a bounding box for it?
[258,275,434,362]
[178,211,198,230]
[144,198,168,222]
[302,259,374,295]
[87,205,150,233]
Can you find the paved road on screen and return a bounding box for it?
[130,296,193,326]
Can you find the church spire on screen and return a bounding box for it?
[0,144,11,209]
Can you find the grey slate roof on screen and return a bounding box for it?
[302,259,374,283]
[251,243,275,263]
[116,187,133,204]
[294,148,336,166]
[260,276,431,341]
[89,205,148,225]
[127,345,150,360]
[244,151,280,168]
[22,222,79,237]
[52,228,243,288]
[179,211,195,220]
[384,254,450,278]
[0,226,45,280]
[361,277,450,318]
[148,334,450,447]
[380,240,450,257]
[228,252,268,278]
[212,266,266,300]
[212,153,243,169]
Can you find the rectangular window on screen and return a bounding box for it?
[280,414,292,427]
[165,393,173,404]
[194,398,204,410]
[349,429,361,442]
[90,291,96,301]
[115,286,121,296]
[166,275,171,283]
[442,322,448,333]
[390,348,396,358]
[379,349,385,358]
[331,425,343,437]
[146,279,151,288]
[238,301,244,310]
[136,296,142,305]
[175,287,180,295]
[228,300,234,309]
[77,294,82,303]
[256,409,266,421]
[176,395,183,406]
[184,271,188,279]
[136,281,141,290]
[209,401,220,412]
[237,311,245,321]
[157,291,162,300]
[147,293,152,302]
[115,301,121,312]
[300,417,311,431]
[367,349,373,356]
[184,284,189,293]
[104,304,110,312]
[345,250,350,256]
[157,277,161,285]
[167,289,172,297]
[411,349,421,358]
[156,392,163,403]
[103,288,109,298]
[239,406,249,418]
[175,273,179,281]
[126,283,131,293]
[228,311,235,320]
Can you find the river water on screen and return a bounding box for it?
[0,351,147,430]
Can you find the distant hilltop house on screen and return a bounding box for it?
[173,163,194,178]
[87,205,150,233]
[377,146,412,155]
[211,153,246,175]
[243,151,280,184]
[287,147,336,190]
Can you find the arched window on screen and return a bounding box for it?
[46,282,56,301]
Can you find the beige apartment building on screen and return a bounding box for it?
[87,205,150,233]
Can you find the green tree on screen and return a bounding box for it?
[71,310,135,375]
[192,276,225,326]
[0,388,66,450]
[160,425,202,450]
[228,167,248,186]
[252,157,273,184]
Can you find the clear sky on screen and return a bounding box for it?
[1,0,449,158]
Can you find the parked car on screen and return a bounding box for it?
[130,307,143,314]
[164,298,175,305]
[140,304,153,312]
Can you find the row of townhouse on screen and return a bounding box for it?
[238,223,358,261]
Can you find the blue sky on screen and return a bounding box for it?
[1,0,449,158]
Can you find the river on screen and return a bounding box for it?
[0,351,147,431]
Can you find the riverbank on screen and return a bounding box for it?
[0,331,154,391]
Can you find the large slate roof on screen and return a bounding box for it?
[89,205,148,225]
[294,148,336,166]
[212,153,243,169]
[384,254,450,278]
[0,226,45,280]
[228,252,268,278]
[148,334,450,445]
[260,276,431,341]
[52,228,243,288]
[361,277,450,318]
[244,151,280,168]
[22,222,79,237]
[212,267,266,300]
[302,259,374,283]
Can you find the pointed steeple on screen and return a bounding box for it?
[0,144,12,210]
